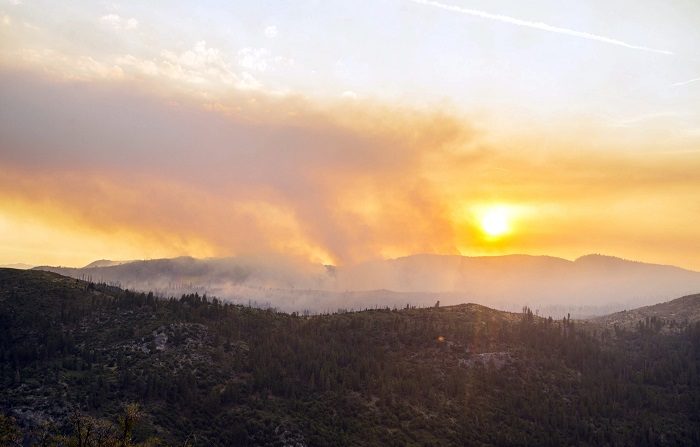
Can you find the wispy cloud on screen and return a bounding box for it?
[651,148,700,155]
[120,41,264,90]
[2,69,700,267]
[671,77,700,87]
[237,47,272,72]
[264,25,278,39]
[100,14,138,31]
[609,111,683,128]
[408,0,674,55]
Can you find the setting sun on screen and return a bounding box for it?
[479,206,511,238]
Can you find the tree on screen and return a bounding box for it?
[0,414,22,447]
[118,403,141,447]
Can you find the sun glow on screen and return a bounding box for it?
[479,206,512,238]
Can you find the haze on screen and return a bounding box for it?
[1,0,700,271]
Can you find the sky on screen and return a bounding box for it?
[1,0,700,269]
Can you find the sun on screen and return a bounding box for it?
[479,206,511,237]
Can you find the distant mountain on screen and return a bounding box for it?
[82,259,134,268]
[336,253,700,311]
[0,263,33,270]
[2,268,699,446]
[34,253,700,316]
[35,254,331,291]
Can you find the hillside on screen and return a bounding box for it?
[34,254,700,316]
[82,259,134,269]
[2,268,700,446]
[0,263,33,270]
[592,293,700,331]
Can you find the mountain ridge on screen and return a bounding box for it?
[33,253,700,315]
[592,293,700,329]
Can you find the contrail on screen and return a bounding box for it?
[672,77,700,87]
[409,0,674,55]
[648,148,700,155]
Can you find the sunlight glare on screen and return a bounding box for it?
[479,206,511,238]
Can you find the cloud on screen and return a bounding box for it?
[672,77,700,87]
[408,0,674,55]
[6,40,265,91]
[100,14,138,30]
[22,21,39,31]
[237,47,271,72]
[608,111,685,128]
[12,48,125,80]
[237,47,292,74]
[119,41,263,89]
[264,25,278,39]
[0,69,471,264]
[0,69,699,269]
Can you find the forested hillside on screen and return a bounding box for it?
[592,293,700,330]
[2,268,700,446]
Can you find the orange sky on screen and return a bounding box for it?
[1,1,700,269]
[1,67,699,269]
